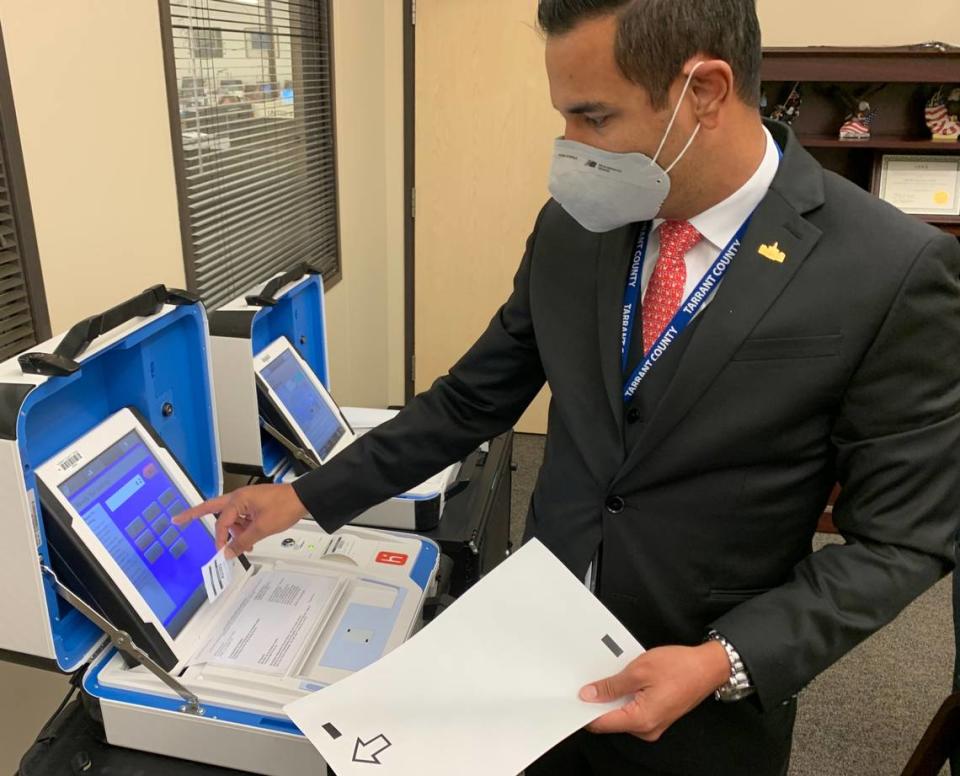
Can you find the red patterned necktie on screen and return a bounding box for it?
[642,220,702,354]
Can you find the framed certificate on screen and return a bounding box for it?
[876,155,960,216]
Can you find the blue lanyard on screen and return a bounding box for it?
[621,217,752,401]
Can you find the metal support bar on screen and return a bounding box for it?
[260,418,321,471]
[40,564,204,716]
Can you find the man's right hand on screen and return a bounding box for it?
[173,483,308,555]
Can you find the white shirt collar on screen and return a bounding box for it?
[655,126,780,250]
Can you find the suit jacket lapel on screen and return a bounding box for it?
[616,125,826,481]
[596,223,640,437]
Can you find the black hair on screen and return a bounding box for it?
[537,0,762,108]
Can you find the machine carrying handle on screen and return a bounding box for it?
[245,262,320,308]
[18,285,201,377]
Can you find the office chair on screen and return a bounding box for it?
[905,540,960,776]
[901,692,960,776]
[954,543,960,776]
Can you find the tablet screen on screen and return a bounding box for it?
[58,430,215,637]
[259,348,347,461]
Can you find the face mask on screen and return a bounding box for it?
[548,62,704,233]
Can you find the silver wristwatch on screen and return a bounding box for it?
[706,630,756,702]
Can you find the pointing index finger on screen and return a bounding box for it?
[215,503,240,550]
[173,495,231,527]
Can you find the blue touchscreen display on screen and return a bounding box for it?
[59,430,215,638]
[260,348,346,461]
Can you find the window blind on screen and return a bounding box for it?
[165,0,340,308]
[0,122,42,360]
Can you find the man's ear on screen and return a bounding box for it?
[687,59,734,130]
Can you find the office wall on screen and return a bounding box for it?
[326,0,407,408]
[758,0,960,46]
[0,0,186,332]
[414,0,554,434]
[383,0,407,408]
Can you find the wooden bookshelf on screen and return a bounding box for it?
[762,45,960,533]
[762,43,960,240]
[796,135,959,150]
[763,44,960,83]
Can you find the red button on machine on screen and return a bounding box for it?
[376,551,408,566]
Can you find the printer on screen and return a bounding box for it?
[0,286,438,775]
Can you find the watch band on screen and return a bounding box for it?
[707,630,756,702]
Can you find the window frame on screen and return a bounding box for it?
[157,0,343,306]
[0,23,51,349]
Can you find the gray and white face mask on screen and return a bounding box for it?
[548,62,704,233]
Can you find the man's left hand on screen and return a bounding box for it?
[580,642,731,742]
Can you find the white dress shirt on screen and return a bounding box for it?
[640,126,781,310]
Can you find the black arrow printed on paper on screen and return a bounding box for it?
[352,734,393,765]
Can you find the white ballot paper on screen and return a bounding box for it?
[284,540,643,776]
[200,548,235,603]
[194,570,344,675]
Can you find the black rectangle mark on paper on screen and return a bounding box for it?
[602,634,623,657]
[323,723,342,740]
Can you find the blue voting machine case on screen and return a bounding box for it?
[0,285,438,775]
[208,264,459,531]
[208,263,330,479]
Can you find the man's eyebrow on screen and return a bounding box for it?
[564,101,612,115]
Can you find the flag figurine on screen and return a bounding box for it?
[830,85,885,142]
[926,87,960,142]
[769,83,802,126]
[759,243,787,263]
[839,100,876,141]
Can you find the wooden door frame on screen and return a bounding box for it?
[403,0,416,402]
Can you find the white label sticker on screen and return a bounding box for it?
[201,548,235,603]
[57,451,83,472]
[322,535,357,558]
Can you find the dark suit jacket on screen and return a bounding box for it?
[294,120,960,772]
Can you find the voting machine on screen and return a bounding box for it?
[0,286,439,775]
[208,265,460,531]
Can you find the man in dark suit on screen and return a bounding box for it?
[178,0,960,773]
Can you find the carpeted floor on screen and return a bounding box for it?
[508,433,953,775]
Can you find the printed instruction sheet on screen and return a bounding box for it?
[194,570,344,675]
[284,540,643,775]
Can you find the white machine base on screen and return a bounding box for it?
[100,699,327,776]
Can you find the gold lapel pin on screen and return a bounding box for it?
[759,242,786,263]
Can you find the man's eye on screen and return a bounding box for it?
[585,115,608,128]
